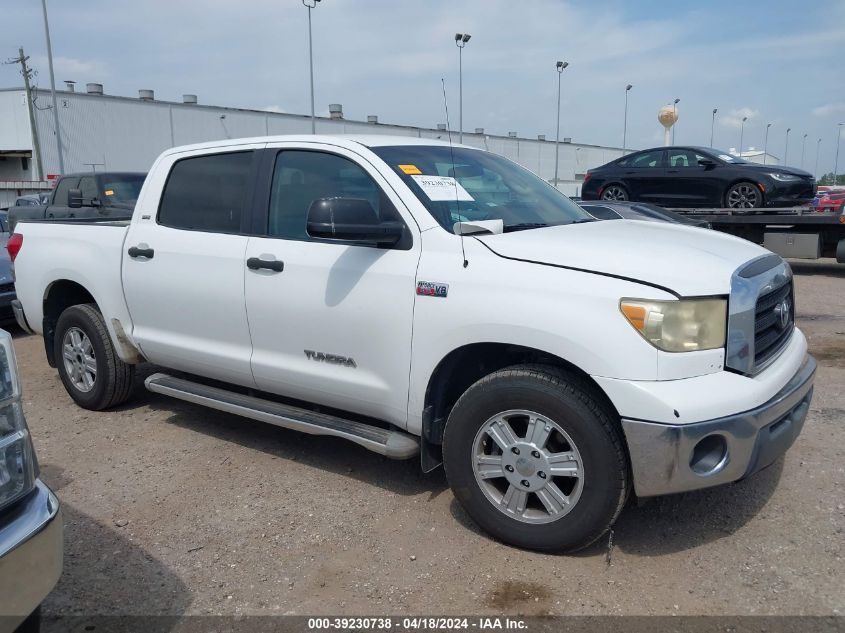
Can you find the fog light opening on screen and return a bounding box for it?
[690,434,728,476]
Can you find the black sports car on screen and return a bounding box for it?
[581,146,815,209]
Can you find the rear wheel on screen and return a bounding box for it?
[725,182,763,209]
[443,365,630,552]
[54,304,134,410]
[600,184,629,201]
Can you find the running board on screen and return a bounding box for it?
[144,373,419,460]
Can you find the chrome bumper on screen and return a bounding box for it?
[0,480,63,623]
[11,299,33,334]
[622,355,816,497]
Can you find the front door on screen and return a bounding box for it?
[122,147,262,387]
[244,144,421,426]
[663,148,721,206]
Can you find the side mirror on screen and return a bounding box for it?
[698,159,717,168]
[67,189,83,208]
[306,198,404,246]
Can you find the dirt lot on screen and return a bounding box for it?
[12,260,844,617]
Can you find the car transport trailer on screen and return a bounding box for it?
[667,207,845,263]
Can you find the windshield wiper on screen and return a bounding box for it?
[503,222,550,232]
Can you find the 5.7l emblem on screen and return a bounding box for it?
[416,281,449,298]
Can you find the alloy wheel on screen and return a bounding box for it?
[601,186,628,201]
[472,409,584,524]
[726,184,760,208]
[62,326,97,393]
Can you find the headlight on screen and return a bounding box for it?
[0,330,36,511]
[620,298,727,352]
[769,173,800,182]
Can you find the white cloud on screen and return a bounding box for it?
[720,108,760,129]
[812,102,845,118]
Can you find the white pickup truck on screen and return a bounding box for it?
[9,135,815,552]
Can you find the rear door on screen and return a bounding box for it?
[243,143,421,426]
[122,145,263,387]
[619,149,666,201]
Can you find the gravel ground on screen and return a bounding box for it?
[12,259,844,617]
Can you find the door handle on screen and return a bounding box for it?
[247,257,284,273]
[128,246,155,259]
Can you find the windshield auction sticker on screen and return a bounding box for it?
[410,175,474,202]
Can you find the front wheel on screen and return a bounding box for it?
[600,184,629,201]
[54,303,135,410]
[725,182,763,209]
[443,365,630,552]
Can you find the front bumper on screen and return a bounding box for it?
[621,355,816,497]
[0,480,63,623]
[765,180,816,207]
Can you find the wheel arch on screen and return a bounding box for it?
[723,178,766,207]
[419,342,622,472]
[42,279,99,368]
[42,279,143,367]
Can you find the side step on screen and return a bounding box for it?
[144,373,419,460]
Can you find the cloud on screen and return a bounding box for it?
[30,55,110,79]
[812,102,845,118]
[261,105,287,113]
[720,108,760,129]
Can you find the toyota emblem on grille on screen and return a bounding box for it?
[773,298,791,330]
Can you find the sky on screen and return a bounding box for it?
[2,0,845,174]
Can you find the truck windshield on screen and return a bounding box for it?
[100,175,146,206]
[371,145,591,233]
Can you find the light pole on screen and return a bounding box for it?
[553,60,569,187]
[801,133,808,168]
[671,98,680,144]
[454,33,471,144]
[834,123,843,186]
[622,84,632,154]
[814,138,821,180]
[40,0,64,174]
[302,0,321,134]
[739,116,747,157]
[710,108,717,147]
[763,123,771,165]
[784,127,791,166]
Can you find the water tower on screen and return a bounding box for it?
[658,105,679,146]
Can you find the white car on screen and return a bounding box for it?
[9,135,815,552]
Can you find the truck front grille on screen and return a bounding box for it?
[753,279,793,369]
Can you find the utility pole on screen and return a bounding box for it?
[302,0,321,134]
[554,61,569,187]
[41,0,65,174]
[4,48,44,180]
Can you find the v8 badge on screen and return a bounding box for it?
[416,281,449,298]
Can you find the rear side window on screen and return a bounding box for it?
[158,151,253,233]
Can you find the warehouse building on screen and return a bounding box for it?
[0,83,624,206]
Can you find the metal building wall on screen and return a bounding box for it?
[16,87,622,193]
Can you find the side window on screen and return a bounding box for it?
[667,149,696,168]
[53,177,79,206]
[268,150,404,244]
[158,151,253,233]
[79,177,97,202]
[629,151,664,168]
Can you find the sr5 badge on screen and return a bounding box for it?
[416,281,449,298]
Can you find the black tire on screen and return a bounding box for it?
[724,181,764,210]
[14,606,41,633]
[600,184,629,201]
[443,365,629,553]
[54,303,134,410]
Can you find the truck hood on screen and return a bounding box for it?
[475,220,770,296]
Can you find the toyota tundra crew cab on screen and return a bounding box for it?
[8,135,815,552]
